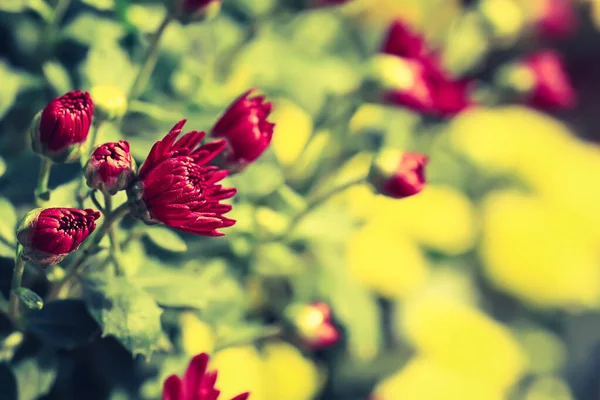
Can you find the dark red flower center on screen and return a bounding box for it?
[57,91,92,115]
[183,161,207,191]
[58,212,94,235]
[92,141,131,168]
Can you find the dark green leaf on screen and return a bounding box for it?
[15,288,43,310]
[25,300,100,349]
[83,277,167,360]
[144,226,188,253]
[11,348,58,400]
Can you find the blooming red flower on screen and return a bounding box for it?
[16,208,101,267]
[523,50,576,110]
[31,90,94,163]
[163,353,249,400]
[211,89,275,169]
[286,302,340,350]
[85,141,137,195]
[535,0,578,40]
[368,150,428,199]
[130,120,236,236]
[377,21,473,117]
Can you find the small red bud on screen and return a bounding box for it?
[368,150,428,199]
[85,141,136,195]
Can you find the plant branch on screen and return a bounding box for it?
[128,12,174,102]
[103,193,123,276]
[9,246,25,322]
[34,157,53,207]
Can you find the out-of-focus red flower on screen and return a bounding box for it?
[130,120,236,237]
[85,141,136,195]
[286,302,340,350]
[181,0,219,12]
[311,0,352,7]
[31,91,94,163]
[535,0,578,40]
[368,150,428,199]
[16,208,101,267]
[162,353,250,400]
[376,20,473,117]
[211,89,275,169]
[523,50,576,110]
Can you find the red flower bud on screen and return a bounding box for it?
[286,302,340,350]
[16,208,101,267]
[169,0,221,22]
[85,141,137,195]
[211,89,275,169]
[535,0,578,40]
[162,353,249,400]
[368,150,428,199]
[30,91,94,163]
[130,120,236,237]
[523,50,576,110]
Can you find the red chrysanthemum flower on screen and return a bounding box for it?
[211,89,275,169]
[163,353,250,400]
[524,50,576,110]
[368,150,428,199]
[31,90,94,163]
[286,302,340,350]
[16,208,101,267]
[535,0,578,40]
[376,21,473,117]
[130,120,236,236]
[85,141,137,195]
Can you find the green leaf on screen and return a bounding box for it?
[0,197,17,258]
[63,13,125,46]
[82,42,135,91]
[11,348,58,400]
[81,0,115,10]
[0,61,21,121]
[15,288,43,310]
[0,0,27,12]
[46,179,79,208]
[136,260,245,321]
[144,226,188,253]
[42,61,73,95]
[313,243,382,362]
[0,332,24,362]
[83,277,168,360]
[215,323,280,351]
[26,300,99,349]
[0,156,6,178]
[227,162,284,198]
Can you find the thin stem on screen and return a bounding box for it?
[265,177,366,243]
[90,190,104,213]
[47,203,130,299]
[103,193,123,276]
[128,12,174,102]
[34,158,53,207]
[9,246,26,321]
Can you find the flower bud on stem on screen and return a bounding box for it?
[9,245,26,324]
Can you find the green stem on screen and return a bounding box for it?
[35,158,53,207]
[47,203,130,299]
[128,12,174,101]
[103,193,123,276]
[265,177,366,243]
[9,246,26,322]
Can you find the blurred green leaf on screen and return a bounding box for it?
[254,243,302,276]
[136,260,245,320]
[0,61,21,121]
[26,300,99,349]
[63,13,125,45]
[11,348,58,400]
[82,42,136,91]
[215,323,280,351]
[15,288,43,310]
[227,162,284,198]
[144,226,188,253]
[81,0,115,10]
[0,0,27,12]
[0,332,23,362]
[0,197,17,258]
[43,61,73,95]
[47,180,79,208]
[0,156,6,177]
[313,243,382,362]
[83,277,167,360]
